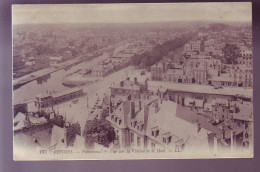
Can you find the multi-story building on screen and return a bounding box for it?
[185,40,202,52]
[237,50,253,66]
[162,68,192,84]
[225,64,253,87]
[107,96,250,153]
[107,98,210,152]
[35,88,84,108]
[110,78,142,99]
[151,62,165,81]
[153,57,223,85]
[184,59,207,85]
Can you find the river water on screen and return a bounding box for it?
[13,42,129,104]
[13,53,109,104]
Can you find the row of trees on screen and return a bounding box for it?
[131,32,194,68]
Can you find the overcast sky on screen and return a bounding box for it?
[12,3,252,25]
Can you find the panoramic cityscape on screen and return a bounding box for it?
[12,3,253,160]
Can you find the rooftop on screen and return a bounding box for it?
[111,79,140,91]
[176,105,244,139]
[49,125,66,150]
[148,81,252,98]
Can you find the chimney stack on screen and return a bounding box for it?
[222,130,225,139]
[123,101,131,127]
[130,101,136,119]
[143,106,149,133]
[109,97,113,114]
[138,100,142,111]
[213,136,219,155]
[231,130,236,152]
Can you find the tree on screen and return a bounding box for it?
[53,114,65,127]
[83,119,116,148]
[131,32,194,68]
[100,108,109,119]
[66,122,81,146]
[222,43,240,64]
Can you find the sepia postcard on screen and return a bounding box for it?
[12,2,253,160]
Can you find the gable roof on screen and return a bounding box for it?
[49,125,66,150]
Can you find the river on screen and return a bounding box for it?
[13,53,108,104]
[13,42,129,104]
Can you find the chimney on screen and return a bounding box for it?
[109,97,113,114]
[231,130,236,152]
[122,101,130,127]
[138,100,142,111]
[143,106,149,133]
[222,130,226,139]
[213,136,219,155]
[130,101,136,119]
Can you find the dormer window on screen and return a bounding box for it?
[151,126,160,137]
[168,136,172,143]
[163,137,167,144]
[155,130,159,137]
[162,132,172,144]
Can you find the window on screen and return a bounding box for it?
[152,131,154,136]
[116,130,119,140]
[137,137,141,147]
[151,142,155,150]
[245,132,249,139]
[163,137,167,144]
[130,133,134,143]
[168,136,172,144]
[134,121,137,128]
[155,130,159,137]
